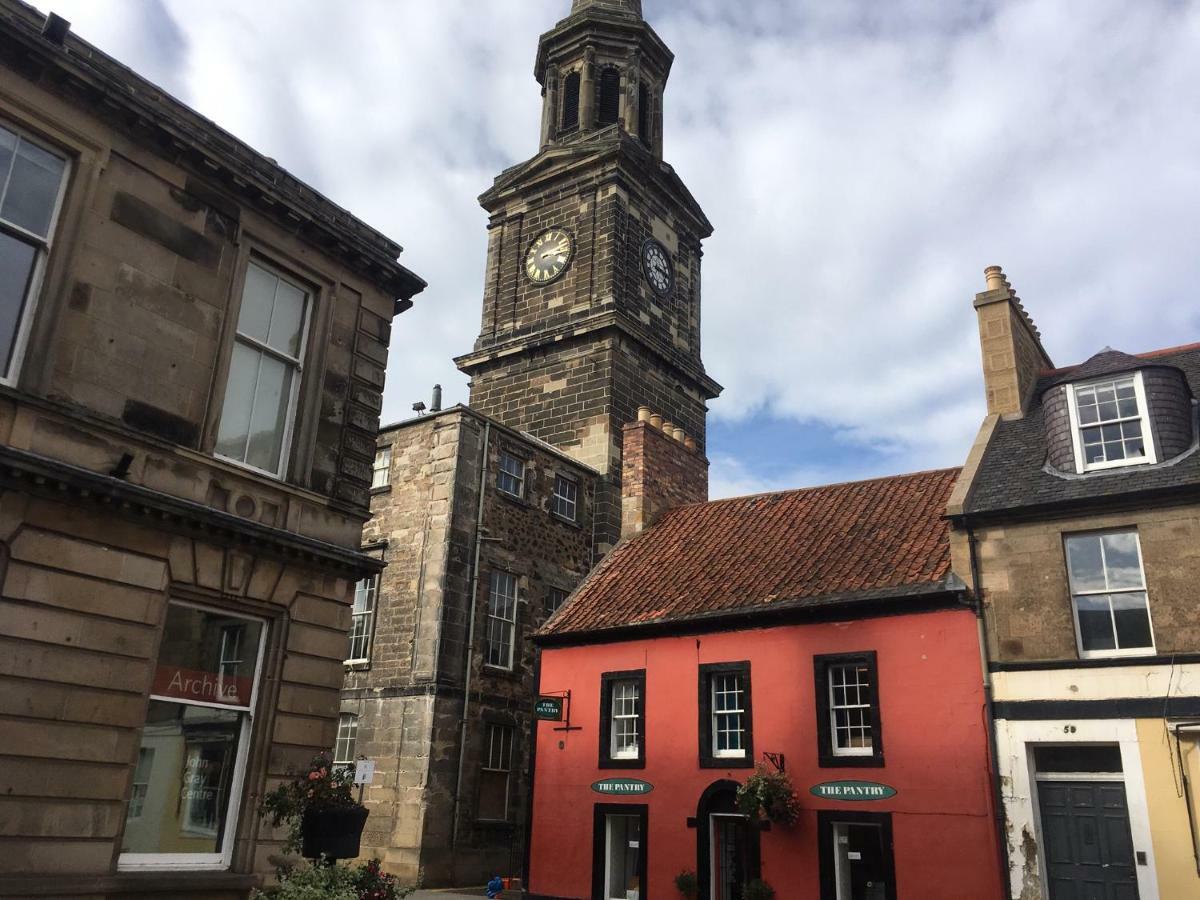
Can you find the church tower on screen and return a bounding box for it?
[455,0,722,550]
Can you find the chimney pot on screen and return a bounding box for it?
[637,406,652,423]
[984,266,1006,292]
[662,421,675,436]
[649,413,663,429]
[42,12,70,45]
[684,436,697,451]
[431,384,443,412]
[672,426,686,443]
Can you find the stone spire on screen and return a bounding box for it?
[571,0,643,17]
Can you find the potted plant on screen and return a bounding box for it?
[736,765,801,827]
[261,751,368,860]
[252,857,413,900]
[742,879,775,900]
[674,869,698,899]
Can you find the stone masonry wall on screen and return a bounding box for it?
[952,501,1200,662]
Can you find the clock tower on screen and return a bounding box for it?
[455,0,722,549]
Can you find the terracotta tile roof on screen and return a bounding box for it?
[541,467,962,638]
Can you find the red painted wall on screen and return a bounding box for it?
[528,607,1004,900]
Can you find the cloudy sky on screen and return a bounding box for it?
[42,0,1200,498]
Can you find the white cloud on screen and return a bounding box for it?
[41,0,1200,484]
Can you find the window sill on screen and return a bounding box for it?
[344,660,372,672]
[497,489,531,508]
[0,871,261,895]
[700,756,754,770]
[551,511,582,529]
[599,758,646,770]
[1078,647,1157,660]
[818,754,885,769]
[482,664,523,681]
[370,485,392,496]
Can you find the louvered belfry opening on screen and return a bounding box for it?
[561,71,581,134]
[598,67,621,126]
[637,82,651,146]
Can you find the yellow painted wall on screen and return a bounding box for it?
[1136,718,1200,898]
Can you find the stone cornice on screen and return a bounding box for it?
[0,0,426,304]
[0,444,384,576]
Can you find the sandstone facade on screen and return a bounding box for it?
[0,3,423,896]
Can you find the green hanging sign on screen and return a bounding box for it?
[591,779,654,796]
[810,781,897,802]
[534,697,564,721]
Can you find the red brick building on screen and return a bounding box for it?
[528,444,1007,900]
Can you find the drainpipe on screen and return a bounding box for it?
[967,522,1014,900]
[451,418,491,847]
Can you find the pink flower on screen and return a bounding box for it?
[308,771,320,781]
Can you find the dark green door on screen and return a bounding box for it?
[1038,780,1139,900]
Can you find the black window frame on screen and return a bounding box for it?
[591,803,649,900]
[698,661,753,769]
[476,717,517,824]
[814,651,884,768]
[817,810,897,900]
[599,669,646,769]
[545,586,569,617]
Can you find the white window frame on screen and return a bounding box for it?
[334,712,358,767]
[214,258,313,480]
[346,574,378,665]
[1066,373,1157,473]
[610,680,641,760]
[372,446,392,489]
[552,473,578,521]
[1065,530,1156,659]
[0,120,71,388]
[485,571,519,670]
[497,451,526,498]
[829,663,874,757]
[478,722,514,821]
[119,600,268,872]
[711,673,746,759]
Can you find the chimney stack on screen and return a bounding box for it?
[621,413,708,540]
[973,266,1053,418]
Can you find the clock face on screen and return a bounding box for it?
[525,229,573,284]
[641,239,673,296]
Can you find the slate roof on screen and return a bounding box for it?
[540,468,962,640]
[965,343,1200,517]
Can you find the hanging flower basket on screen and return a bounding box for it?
[260,751,368,858]
[736,765,801,827]
[301,804,369,861]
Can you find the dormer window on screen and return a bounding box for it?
[1066,373,1157,472]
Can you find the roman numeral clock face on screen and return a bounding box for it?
[641,238,674,296]
[525,229,573,284]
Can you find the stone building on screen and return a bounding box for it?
[948,267,1200,899]
[339,0,722,885]
[0,3,423,896]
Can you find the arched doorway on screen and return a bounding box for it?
[696,780,761,900]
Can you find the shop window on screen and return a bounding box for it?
[215,259,312,478]
[815,651,884,767]
[119,602,266,869]
[591,804,648,900]
[486,571,519,669]
[698,662,753,768]
[372,446,392,489]
[599,669,646,769]
[552,473,578,521]
[818,811,897,900]
[0,121,69,386]
[347,574,378,664]
[497,450,526,498]
[477,722,514,821]
[1064,530,1154,658]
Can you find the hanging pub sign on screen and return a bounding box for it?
[534,696,565,721]
[592,779,654,796]
[810,781,898,802]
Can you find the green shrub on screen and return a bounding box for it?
[743,878,776,900]
[674,869,699,898]
[252,859,412,900]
